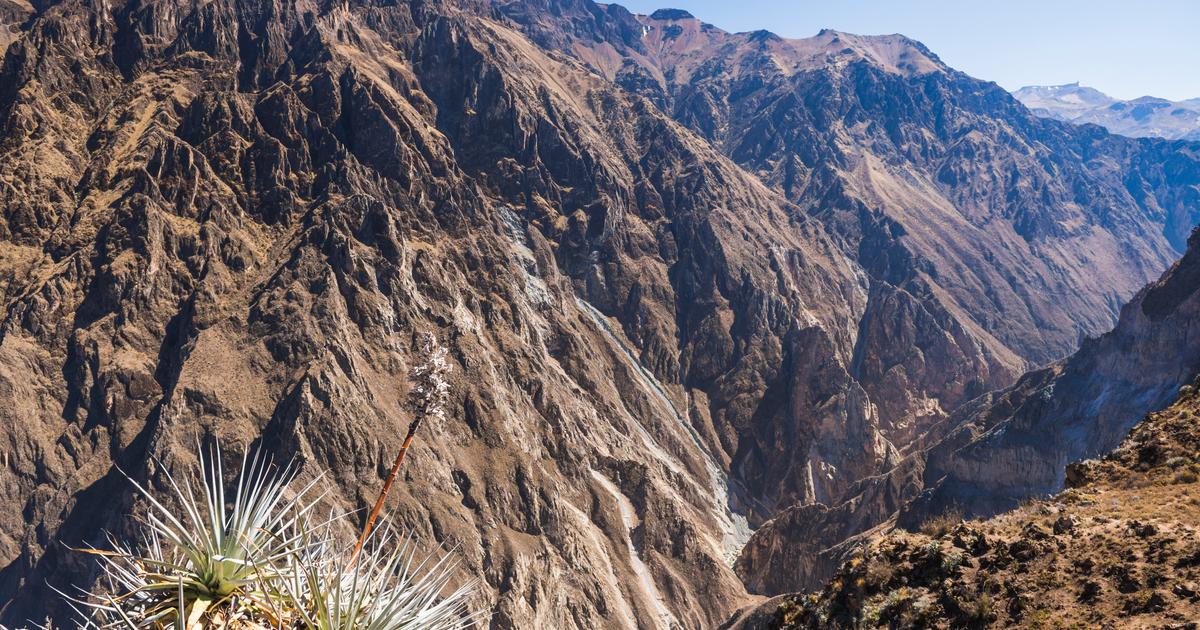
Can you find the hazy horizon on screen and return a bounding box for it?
[613,0,1200,101]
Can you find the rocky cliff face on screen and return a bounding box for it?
[738,229,1200,597]
[763,379,1200,629]
[0,0,1198,626]
[0,0,883,625]
[905,226,1200,521]
[0,0,31,58]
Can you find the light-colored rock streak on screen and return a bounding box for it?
[590,469,679,630]
[499,207,553,307]
[575,296,753,565]
[560,501,641,629]
[501,206,752,563]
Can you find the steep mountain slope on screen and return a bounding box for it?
[0,0,891,625]
[0,0,30,58]
[1015,83,1200,141]
[495,2,1200,454]
[761,385,1200,629]
[488,1,1200,594]
[905,226,1200,521]
[738,228,1200,597]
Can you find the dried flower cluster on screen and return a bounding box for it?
[348,333,453,568]
[409,333,452,432]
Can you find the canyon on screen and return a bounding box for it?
[758,297,1200,627]
[0,0,1197,626]
[737,225,1200,598]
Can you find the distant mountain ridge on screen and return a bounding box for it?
[1014,83,1200,141]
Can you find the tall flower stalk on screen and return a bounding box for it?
[350,333,451,566]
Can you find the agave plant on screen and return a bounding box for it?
[69,446,323,627]
[281,521,477,630]
[62,444,477,630]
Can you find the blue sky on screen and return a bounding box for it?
[612,1,1200,101]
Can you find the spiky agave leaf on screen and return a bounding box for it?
[282,519,478,630]
[144,446,323,597]
[62,443,479,629]
[70,444,325,628]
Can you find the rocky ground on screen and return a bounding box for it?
[762,385,1200,628]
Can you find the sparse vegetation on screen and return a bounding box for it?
[960,591,996,625]
[771,386,1200,628]
[917,508,963,539]
[16,334,474,629]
